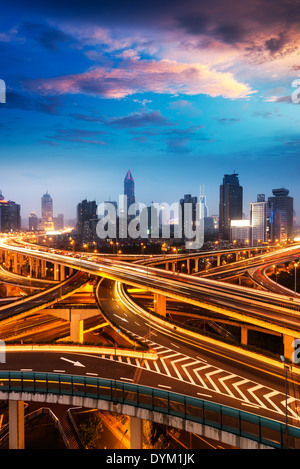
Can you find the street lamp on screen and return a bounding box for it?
[280,355,288,448]
[294,262,299,293]
[114,329,120,404]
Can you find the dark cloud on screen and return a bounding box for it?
[265,32,288,54]
[45,128,106,145]
[20,22,73,50]
[3,90,62,114]
[214,117,240,125]
[107,110,171,128]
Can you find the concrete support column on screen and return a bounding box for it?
[54,263,60,281]
[154,293,166,317]
[9,400,25,449]
[12,254,18,273]
[70,311,84,343]
[187,259,190,274]
[35,258,39,278]
[165,262,169,271]
[41,260,47,278]
[171,262,176,272]
[217,255,221,267]
[194,258,199,273]
[60,265,65,281]
[283,335,295,362]
[130,417,143,449]
[241,325,248,345]
[29,257,33,277]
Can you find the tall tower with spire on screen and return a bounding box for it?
[124,170,135,208]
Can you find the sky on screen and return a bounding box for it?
[0,0,300,223]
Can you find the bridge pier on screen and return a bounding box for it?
[154,293,166,317]
[130,416,143,449]
[9,400,25,449]
[283,334,296,362]
[241,325,248,345]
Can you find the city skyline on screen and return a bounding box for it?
[0,1,300,222]
[1,169,298,229]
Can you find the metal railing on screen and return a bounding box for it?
[0,370,300,449]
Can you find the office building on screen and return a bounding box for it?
[219,173,243,240]
[230,220,250,244]
[267,188,293,242]
[250,195,267,245]
[41,192,54,231]
[77,199,98,244]
[54,213,64,231]
[29,212,38,231]
[0,192,21,232]
[124,170,135,208]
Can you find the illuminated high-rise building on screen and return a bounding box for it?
[0,191,21,232]
[267,188,293,242]
[219,173,243,240]
[41,192,54,231]
[124,170,135,208]
[250,195,267,245]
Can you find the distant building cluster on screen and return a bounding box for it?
[219,173,294,246]
[0,170,296,249]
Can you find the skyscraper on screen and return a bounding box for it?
[267,188,293,242]
[29,212,38,231]
[250,194,267,245]
[77,199,98,244]
[219,173,243,240]
[124,170,135,208]
[0,191,21,233]
[41,192,53,231]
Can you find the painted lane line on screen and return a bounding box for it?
[242,402,260,409]
[158,384,172,389]
[53,370,65,373]
[113,314,128,323]
[120,377,134,382]
[197,392,212,398]
[86,372,98,376]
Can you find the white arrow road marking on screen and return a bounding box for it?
[60,357,86,367]
[113,314,128,322]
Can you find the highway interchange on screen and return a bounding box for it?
[0,235,300,437]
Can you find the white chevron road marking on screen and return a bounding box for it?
[264,390,285,415]
[218,374,242,399]
[281,396,300,420]
[247,384,268,408]
[193,365,211,389]
[232,379,252,403]
[205,369,224,393]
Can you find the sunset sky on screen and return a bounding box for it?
[1,0,300,222]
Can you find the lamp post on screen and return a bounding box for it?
[280,355,288,448]
[294,262,299,293]
[114,329,120,404]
